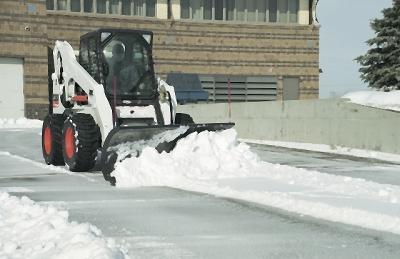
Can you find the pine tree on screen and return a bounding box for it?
[356,0,400,91]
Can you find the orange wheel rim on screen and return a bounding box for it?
[65,127,75,159]
[44,127,52,155]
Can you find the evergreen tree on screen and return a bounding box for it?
[356,0,400,91]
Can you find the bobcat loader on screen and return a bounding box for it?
[42,29,234,185]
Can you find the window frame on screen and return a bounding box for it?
[47,0,157,17]
[179,0,299,24]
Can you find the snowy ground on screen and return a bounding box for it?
[0,118,42,129]
[343,90,400,112]
[1,126,400,257]
[249,143,400,187]
[243,139,400,164]
[112,129,400,235]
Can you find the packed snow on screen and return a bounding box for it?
[343,90,400,112]
[0,192,126,259]
[112,129,400,235]
[242,139,400,164]
[0,118,42,129]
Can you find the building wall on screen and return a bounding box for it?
[0,0,49,118]
[0,0,319,119]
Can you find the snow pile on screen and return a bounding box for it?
[343,90,400,111]
[113,129,258,187]
[0,118,42,129]
[0,192,126,259]
[113,129,400,235]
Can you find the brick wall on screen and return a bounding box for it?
[0,1,319,119]
[0,0,49,119]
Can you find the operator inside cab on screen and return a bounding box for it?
[102,33,152,98]
[107,42,140,95]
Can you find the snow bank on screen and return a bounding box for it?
[113,129,400,235]
[0,118,42,129]
[0,192,126,259]
[343,90,400,111]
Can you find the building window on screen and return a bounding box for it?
[46,0,54,10]
[46,0,156,17]
[84,0,93,12]
[247,0,256,22]
[146,0,156,17]
[226,0,235,21]
[288,0,299,23]
[134,0,144,16]
[278,0,288,23]
[71,0,81,12]
[269,0,278,22]
[214,0,223,20]
[236,0,245,21]
[122,0,131,15]
[109,0,120,14]
[180,0,298,24]
[97,0,107,13]
[257,0,266,22]
[192,0,202,20]
[203,0,212,20]
[181,0,190,19]
[57,0,67,10]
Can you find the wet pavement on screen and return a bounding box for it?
[1,129,400,258]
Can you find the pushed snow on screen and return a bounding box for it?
[0,192,126,259]
[0,118,42,129]
[113,129,257,186]
[343,90,400,111]
[113,129,400,235]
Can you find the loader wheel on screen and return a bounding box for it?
[175,113,194,125]
[62,113,100,172]
[42,114,65,165]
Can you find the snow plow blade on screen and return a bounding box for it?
[101,123,234,185]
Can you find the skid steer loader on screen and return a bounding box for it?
[41,29,234,185]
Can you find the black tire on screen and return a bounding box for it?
[62,113,100,172]
[175,113,194,125]
[42,114,65,165]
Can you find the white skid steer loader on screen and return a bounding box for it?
[41,29,234,185]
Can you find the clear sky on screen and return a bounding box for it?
[318,0,393,98]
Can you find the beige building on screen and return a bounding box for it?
[0,0,319,119]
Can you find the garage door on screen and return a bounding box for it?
[0,58,24,118]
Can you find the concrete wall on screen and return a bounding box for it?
[178,99,400,154]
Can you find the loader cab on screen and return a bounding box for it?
[79,29,157,104]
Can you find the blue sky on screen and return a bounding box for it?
[318,0,393,98]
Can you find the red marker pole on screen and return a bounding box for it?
[228,78,232,122]
[113,76,117,128]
